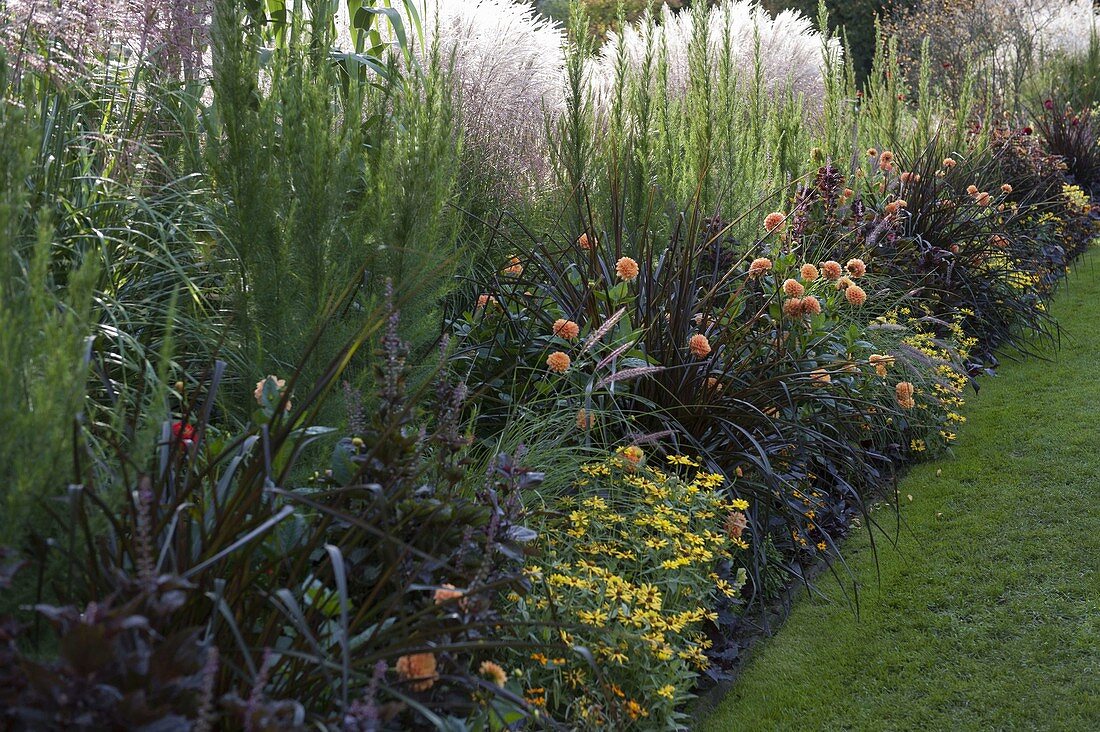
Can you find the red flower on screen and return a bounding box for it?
[1044,98,1054,110]
[172,421,196,447]
[1022,126,1033,135]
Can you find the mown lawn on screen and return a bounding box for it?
[703,254,1100,731]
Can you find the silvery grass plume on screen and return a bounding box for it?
[997,0,1098,60]
[2,0,210,80]
[590,1,838,109]
[347,0,567,204]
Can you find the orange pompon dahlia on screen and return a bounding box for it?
[1001,183,1013,194]
[896,381,916,409]
[900,171,920,185]
[810,368,831,385]
[616,256,640,281]
[748,257,773,277]
[966,184,979,195]
[800,263,820,281]
[577,232,595,250]
[689,333,712,358]
[503,256,523,276]
[782,278,805,297]
[724,511,748,540]
[763,211,786,233]
[835,276,853,290]
[821,260,843,280]
[943,157,957,168]
[479,661,508,687]
[869,354,893,377]
[845,284,867,305]
[434,584,465,605]
[476,294,498,311]
[618,445,644,465]
[867,147,878,158]
[782,298,804,318]
[976,191,991,206]
[885,199,908,215]
[845,258,867,278]
[801,295,822,315]
[254,375,286,404]
[878,150,895,171]
[396,653,438,692]
[546,351,571,374]
[552,318,580,340]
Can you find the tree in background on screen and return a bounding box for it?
[535,0,688,40]
[762,0,893,80]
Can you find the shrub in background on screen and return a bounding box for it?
[887,0,1100,112]
[762,0,889,81]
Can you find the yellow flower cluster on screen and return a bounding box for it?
[512,456,750,728]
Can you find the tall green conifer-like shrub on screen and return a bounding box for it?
[0,61,97,542]
[207,0,462,397]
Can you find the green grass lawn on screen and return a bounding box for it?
[702,255,1100,731]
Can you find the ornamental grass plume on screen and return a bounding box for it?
[896,381,916,409]
[592,1,838,108]
[547,351,571,373]
[369,0,566,203]
[396,653,438,692]
[616,256,640,281]
[845,284,867,306]
[782,278,805,297]
[552,318,580,340]
[821,260,843,280]
[800,263,819,281]
[2,0,210,79]
[748,257,773,277]
[689,334,712,358]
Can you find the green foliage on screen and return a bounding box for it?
[206,0,462,397]
[7,290,541,729]
[0,84,96,541]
